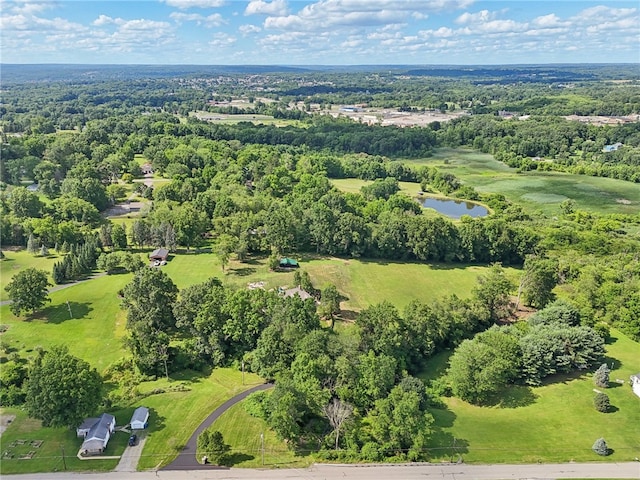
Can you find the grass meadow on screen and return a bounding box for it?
[0,250,61,301]
[422,329,640,463]
[400,148,640,217]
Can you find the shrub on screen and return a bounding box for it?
[593,392,610,413]
[592,437,609,456]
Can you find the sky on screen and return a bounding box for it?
[1,0,639,65]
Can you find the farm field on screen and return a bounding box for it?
[423,329,640,463]
[401,148,640,217]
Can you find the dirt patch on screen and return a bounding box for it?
[616,198,632,205]
[0,414,16,437]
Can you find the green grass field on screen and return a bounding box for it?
[0,250,62,301]
[205,397,310,468]
[424,329,640,463]
[0,273,130,372]
[135,368,263,470]
[400,148,640,216]
[159,252,508,313]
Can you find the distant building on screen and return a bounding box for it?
[149,248,169,262]
[283,286,313,301]
[603,143,623,153]
[279,258,299,269]
[141,163,154,175]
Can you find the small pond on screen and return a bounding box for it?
[417,196,489,219]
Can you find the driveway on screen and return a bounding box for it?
[163,383,273,470]
[115,435,147,472]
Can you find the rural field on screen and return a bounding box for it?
[401,148,640,217]
[0,249,507,474]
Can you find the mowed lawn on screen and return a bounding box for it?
[0,407,127,475]
[0,250,61,301]
[135,368,264,470]
[426,329,640,463]
[210,399,310,468]
[0,273,131,372]
[401,148,640,217]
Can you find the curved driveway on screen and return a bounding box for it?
[163,382,273,470]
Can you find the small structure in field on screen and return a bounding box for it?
[130,407,149,430]
[77,413,115,456]
[283,286,313,301]
[631,373,640,398]
[149,248,169,263]
[279,258,299,269]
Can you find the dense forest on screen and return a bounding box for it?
[1,65,639,462]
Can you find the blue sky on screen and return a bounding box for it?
[1,0,639,65]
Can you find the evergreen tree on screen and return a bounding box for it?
[592,438,609,456]
[27,233,37,255]
[593,363,610,388]
[593,392,610,413]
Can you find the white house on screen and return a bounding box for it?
[130,407,149,430]
[631,373,640,398]
[78,413,115,455]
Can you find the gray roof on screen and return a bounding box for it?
[150,248,169,260]
[131,407,149,424]
[78,417,99,431]
[85,413,115,442]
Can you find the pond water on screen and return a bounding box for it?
[417,196,489,219]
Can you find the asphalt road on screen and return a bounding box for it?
[3,462,639,480]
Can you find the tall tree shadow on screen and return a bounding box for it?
[30,301,92,323]
[428,406,470,462]
[224,452,255,466]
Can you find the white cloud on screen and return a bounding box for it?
[264,0,475,32]
[170,12,225,27]
[161,0,225,9]
[532,13,567,28]
[245,0,288,16]
[239,24,262,34]
[6,0,54,15]
[209,32,236,47]
[455,10,496,25]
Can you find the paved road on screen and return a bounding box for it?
[4,462,639,480]
[164,383,274,470]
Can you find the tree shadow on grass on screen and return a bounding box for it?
[228,267,257,277]
[493,385,538,408]
[147,407,166,434]
[428,407,469,462]
[224,452,254,466]
[30,302,92,323]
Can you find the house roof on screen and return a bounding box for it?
[149,248,169,260]
[81,439,105,452]
[85,413,115,442]
[131,407,149,424]
[77,418,99,431]
[631,373,640,380]
[283,286,313,301]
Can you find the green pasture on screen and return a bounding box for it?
[212,398,311,468]
[330,178,423,196]
[0,273,130,372]
[158,252,507,312]
[0,250,61,301]
[400,148,640,216]
[425,329,640,463]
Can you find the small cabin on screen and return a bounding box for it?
[149,248,169,262]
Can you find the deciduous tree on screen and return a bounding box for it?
[5,268,51,317]
[25,346,103,428]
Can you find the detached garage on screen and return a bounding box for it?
[130,407,149,430]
